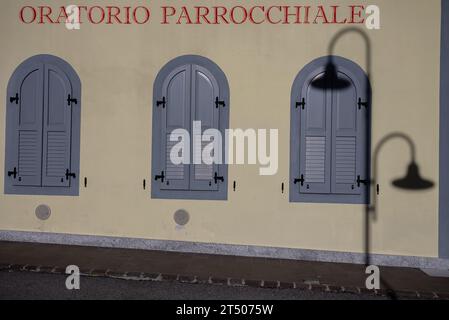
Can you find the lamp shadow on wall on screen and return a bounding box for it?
[317,27,435,299]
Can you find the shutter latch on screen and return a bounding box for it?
[155,171,165,183]
[67,94,78,106]
[65,169,76,180]
[8,167,18,179]
[296,98,306,110]
[357,175,369,187]
[157,97,166,108]
[358,98,368,110]
[294,175,305,186]
[10,93,19,105]
[215,97,226,109]
[214,172,224,184]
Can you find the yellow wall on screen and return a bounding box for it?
[0,0,441,258]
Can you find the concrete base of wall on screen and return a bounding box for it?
[0,230,448,270]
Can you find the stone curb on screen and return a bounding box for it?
[1,264,447,300]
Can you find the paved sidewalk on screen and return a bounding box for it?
[0,271,386,300]
[1,241,449,299]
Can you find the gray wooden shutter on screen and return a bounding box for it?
[5,63,44,187]
[299,74,332,194]
[331,72,368,195]
[41,64,73,187]
[190,64,220,191]
[159,65,191,190]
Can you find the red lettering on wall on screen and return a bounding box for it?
[303,6,311,24]
[39,6,55,24]
[330,6,348,24]
[107,6,123,24]
[20,6,37,24]
[88,6,105,24]
[282,6,301,24]
[177,7,192,24]
[313,6,330,24]
[266,6,282,24]
[349,5,365,24]
[230,6,248,25]
[195,7,211,24]
[123,6,131,24]
[161,6,176,24]
[213,6,229,24]
[249,6,265,25]
[55,6,69,24]
[133,6,150,24]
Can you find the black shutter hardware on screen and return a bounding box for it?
[294,174,305,186]
[8,167,18,179]
[65,169,76,180]
[215,97,226,108]
[155,171,165,183]
[67,94,78,106]
[357,175,369,187]
[214,172,224,184]
[157,97,166,108]
[296,98,306,109]
[10,93,19,104]
[358,98,368,110]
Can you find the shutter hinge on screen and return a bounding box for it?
[65,169,76,180]
[8,167,18,179]
[157,97,166,108]
[357,175,369,187]
[358,98,368,110]
[10,93,19,105]
[67,94,78,106]
[296,98,306,110]
[214,172,224,184]
[215,97,226,109]
[294,174,305,186]
[155,171,165,183]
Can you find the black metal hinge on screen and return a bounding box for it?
[155,171,165,183]
[157,97,166,108]
[67,94,78,106]
[215,97,226,109]
[357,175,369,187]
[65,169,76,180]
[10,93,19,104]
[358,98,368,110]
[8,167,18,179]
[296,98,306,110]
[294,174,305,186]
[214,172,224,184]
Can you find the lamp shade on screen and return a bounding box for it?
[392,162,434,190]
[311,62,351,90]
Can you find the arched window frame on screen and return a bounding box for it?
[151,55,230,200]
[4,54,81,196]
[290,56,371,204]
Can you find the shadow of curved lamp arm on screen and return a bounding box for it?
[373,132,433,201]
[312,27,372,90]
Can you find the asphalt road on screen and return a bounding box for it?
[0,270,385,300]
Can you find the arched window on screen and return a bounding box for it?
[290,56,371,204]
[4,55,81,196]
[151,55,230,200]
